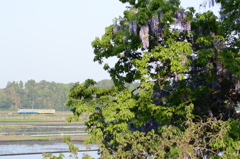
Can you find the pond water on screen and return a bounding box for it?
[1,152,99,159]
[0,120,99,158]
[0,140,99,159]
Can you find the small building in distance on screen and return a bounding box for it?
[18,109,55,114]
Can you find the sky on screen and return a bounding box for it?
[0,0,220,89]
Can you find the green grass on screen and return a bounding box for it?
[0,111,76,122]
[0,117,88,122]
[0,115,89,123]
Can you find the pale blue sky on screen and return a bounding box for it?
[0,0,220,88]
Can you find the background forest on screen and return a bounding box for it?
[0,79,139,111]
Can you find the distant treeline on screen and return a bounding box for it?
[0,79,139,111]
[0,80,74,111]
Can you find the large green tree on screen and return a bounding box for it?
[66,0,240,158]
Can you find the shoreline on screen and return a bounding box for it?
[0,136,89,142]
[0,139,98,157]
[0,111,89,142]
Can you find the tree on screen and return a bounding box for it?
[96,79,114,88]
[66,0,240,158]
[0,80,74,110]
[0,97,13,109]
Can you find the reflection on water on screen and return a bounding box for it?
[0,120,100,158]
[1,152,99,159]
[0,119,99,158]
[0,140,99,159]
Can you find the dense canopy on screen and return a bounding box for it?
[66,0,240,158]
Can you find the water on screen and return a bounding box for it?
[0,140,99,159]
[0,116,99,158]
[1,152,99,159]
[1,154,47,159]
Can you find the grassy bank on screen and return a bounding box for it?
[0,111,89,141]
[0,111,89,122]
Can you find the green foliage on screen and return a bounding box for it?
[42,136,79,159]
[66,0,240,158]
[82,153,95,159]
[0,80,74,110]
[64,136,79,159]
[42,153,64,159]
[95,79,114,88]
[0,97,13,109]
[0,79,138,111]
